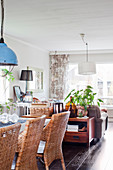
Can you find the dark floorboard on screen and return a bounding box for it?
[37,122,113,170]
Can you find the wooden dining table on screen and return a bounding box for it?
[0,116,51,132]
[0,118,29,133]
[21,114,51,119]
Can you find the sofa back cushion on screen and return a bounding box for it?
[88,105,101,119]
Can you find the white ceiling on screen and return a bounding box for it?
[3,0,113,52]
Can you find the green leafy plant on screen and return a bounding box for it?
[1,69,15,81]
[0,99,17,114]
[5,99,16,112]
[64,85,103,111]
[0,69,15,114]
[0,104,3,114]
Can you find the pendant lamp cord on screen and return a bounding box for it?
[80,34,88,62]
[86,43,88,62]
[0,0,14,77]
[0,0,4,43]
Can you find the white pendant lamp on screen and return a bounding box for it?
[78,62,96,75]
[78,34,96,75]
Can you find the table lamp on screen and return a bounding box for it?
[20,70,33,93]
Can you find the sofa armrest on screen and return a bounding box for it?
[101,111,108,130]
[95,115,108,138]
[101,111,108,118]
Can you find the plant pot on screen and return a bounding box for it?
[77,106,88,117]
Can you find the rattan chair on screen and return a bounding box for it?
[37,112,70,170]
[0,123,21,170]
[15,116,46,170]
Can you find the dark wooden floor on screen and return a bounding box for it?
[37,122,113,170]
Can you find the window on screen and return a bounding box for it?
[27,66,43,93]
[97,80,103,97]
[68,64,113,106]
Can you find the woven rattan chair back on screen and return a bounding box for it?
[43,112,70,170]
[0,123,21,170]
[16,116,46,170]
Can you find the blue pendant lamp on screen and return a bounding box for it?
[0,0,18,66]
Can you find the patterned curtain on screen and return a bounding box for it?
[49,54,69,100]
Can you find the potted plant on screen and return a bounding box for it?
[64,85,103,117]
[0,68,16,115]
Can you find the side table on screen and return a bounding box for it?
[64,117,95,147]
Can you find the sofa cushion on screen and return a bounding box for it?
[88,105,101,119]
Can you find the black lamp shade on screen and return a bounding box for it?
[20,70,33,81]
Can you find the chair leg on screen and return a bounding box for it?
[61,158,66,170]
[45,165,49,170]
[38,157,45,165]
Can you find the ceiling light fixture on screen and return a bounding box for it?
[0,0,18,67]
[78,33,96,75]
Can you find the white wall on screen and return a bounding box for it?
[5,37,49,101]
[50,50,113,64]
[70,52,113,64]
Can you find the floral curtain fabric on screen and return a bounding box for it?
[49,54,69,100]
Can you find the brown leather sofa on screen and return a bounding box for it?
[87,105,108,139]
